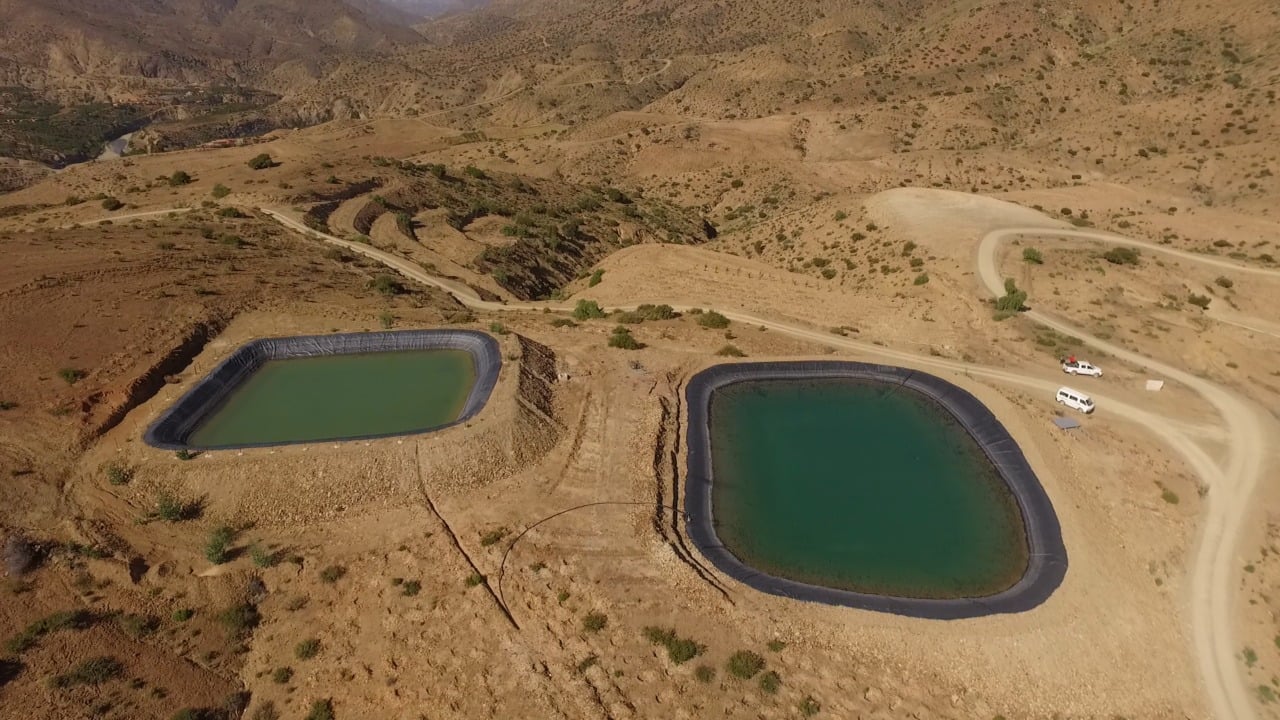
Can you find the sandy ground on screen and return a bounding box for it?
[247,189,1280,718]
[1,91,1278,719]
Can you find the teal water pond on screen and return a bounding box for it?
[709,378,1029,598]
[188,350,476,448]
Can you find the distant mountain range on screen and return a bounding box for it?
[379,0,491,17]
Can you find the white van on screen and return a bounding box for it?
[1056,386,1095,414]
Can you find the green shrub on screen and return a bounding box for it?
[759,670,782,694]
[105,464,131,486]
[51,656,123,688]
[155,490,189,522]
[101,197,123,211]
[465,572,485,587]
[726,650,766,679]
[5,610,94,653]
[249,544,275,568]
[913,273,930,285]
[211,184,230,199]
[116,614,157,639]
[582,612,608,633]
[766,640,786,652]
[697,311,730,329]
[994,278,1027,314]
[57,368,86,384]
[247,154,275,170]
[370,275,404,296]
[464,165,487,180]
[218,604,260,638]
[401,580,422,597]
[608,326,641,350]
[216,207,246,218]
[169,171,192,187]
[551,318,577,328]
[1022,247,1043,264]
[716,344,745,357]
[272,667,293,684]
[172,608,194,622]
[319,566,346,584]
[488,322,508,336]
[573,300,606,320]
[1215,276,1234,289]
[641,627,703,664]
[295,638,321,660]
[1102,247,1140,265]
[694,665,715,683]
[1188,293,1212,309]
[799,696,821,716]
[588,269,604,287]
[204,525,234,564]
[479,528,508,547]
[304,699,334,720]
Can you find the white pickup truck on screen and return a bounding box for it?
[1061,359,1103,377]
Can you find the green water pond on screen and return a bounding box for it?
[709,378,1029,598]
[188,350,476,447]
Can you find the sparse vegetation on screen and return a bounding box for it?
[641,627,702,664]
[401,580,422,597]
[50,656,123,689]
[247,153,275,170]
[994,278,1028,318]
[697,310,730,329]
[694,665,715,683]
[211,184,230,199]
[105,463,131,485]
[759,670,782,694]
[304,699,334,720]
[218,604,260,638]
[272,667,293,684]
[1102,247,1140,265]
[101,197,123,211]
[799,696,821,716]
[57,367,86,384]
[573,300,606,320]
[608,326,641,350]
[169,170,192,186]
[370,275,404,296]
[913,273,930,285]
[295,638,321,660]
[582,612,608,633]
[1022,247,1043,264]
[716,344,746,357]
[588,269,604,287]
[5,610,93,653]
[319,565,346,583]
[479,528,509,546]
[1215,276,1234,289]
[726,650,766,679]
[154,490,196,522]
[1188,293,1212,309]
[465,572,485,587]
[204,525,234,564]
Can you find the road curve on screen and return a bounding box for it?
[981,226,1280,720]
[267,207,1276,719]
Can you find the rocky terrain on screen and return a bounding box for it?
[2,1,1280,719]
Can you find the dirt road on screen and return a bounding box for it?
[981,227,1280,720]
[266,208,1276,719]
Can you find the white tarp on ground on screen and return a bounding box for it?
[1146,379,1165,392]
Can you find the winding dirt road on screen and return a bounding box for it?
[981,227,1279,720]
[266,208,1278,720]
